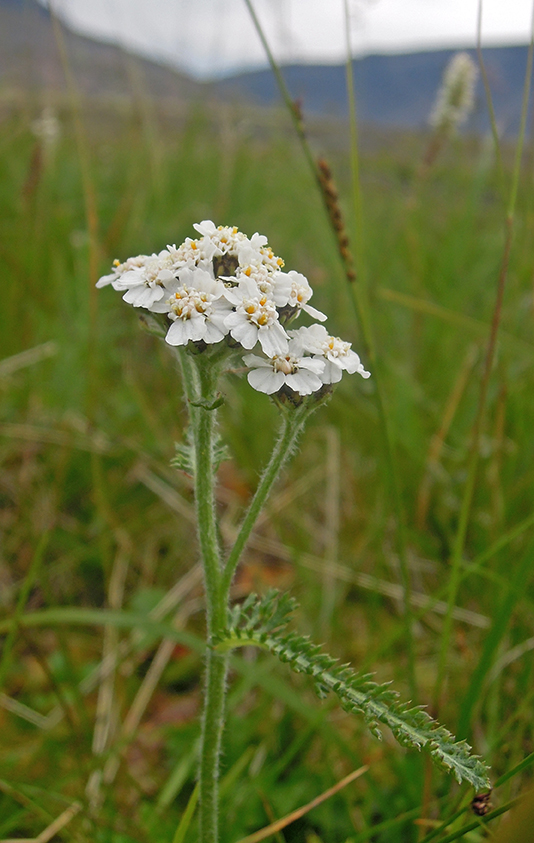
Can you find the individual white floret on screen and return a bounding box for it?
[168,237,219,265]
[192,221,285,274]
[164,266,233,346]
[290,324,370,383]
[193,221,248,256]
[277,270,327,321]
[257,243,285,272]
[96,254,150,289]
[97,250,177,309]
[230,265,292,307]
[192,220,219,238]
[235,232,271,267]
[243,343,325,395]
[224,277,288,356]
[113,250,178,309]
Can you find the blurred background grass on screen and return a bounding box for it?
[1,29,534,842]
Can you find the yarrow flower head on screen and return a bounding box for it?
[97,220,370,399]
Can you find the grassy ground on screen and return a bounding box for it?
[1,79,534,843]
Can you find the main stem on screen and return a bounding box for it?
[188,357,228,843]
[181,352,313,841]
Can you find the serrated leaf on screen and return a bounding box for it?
[214,590,491,791]
[171,429,195,474]
[171,428,229,475]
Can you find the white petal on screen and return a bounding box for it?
[258,322,288,357]
[285,371,322,395]
[270,272,292,306]
[123,286,159,308]
[230,321,258,349]
[199,240,220,261]
[320,360,343,383]
[115,269,145,289]
[96,272,117,288]
[250,232,268,249]
[248,369,285,394]
[211,299,234,319]
[184,316,206,342]
[240,277,261,298]
[208,310,232,332]
[340,349,370,378]
[298,357,325,374]
[149,299,172,314]
[223,311,241,329]
[193,220,217,236]
[165,320,189,346]
[289,324,328,353]
[303,303,328,322]
[202,321,226,343]
[223,288,242,306]
[157,269,175,285]
[243,353,269,368]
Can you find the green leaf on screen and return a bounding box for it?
[172,783,198,843]
[172,429,195,474]
[172,427,229,475]
[214,591,491,791]
[189,394,225,410]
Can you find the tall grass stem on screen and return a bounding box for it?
[434,6,534,711]
[244,0,417,700]
[342,0,416,696]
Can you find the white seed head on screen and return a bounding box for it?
[429,52,478,133]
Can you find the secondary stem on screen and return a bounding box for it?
[221,404,309,600]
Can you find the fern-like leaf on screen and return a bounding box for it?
[214,590,491,791]
[172,428,229,475]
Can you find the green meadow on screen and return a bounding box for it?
[1,68,534,842]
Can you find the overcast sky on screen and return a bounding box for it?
[48,0,534,78]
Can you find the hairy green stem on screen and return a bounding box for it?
[177,353,313,840]
[221,404,309,599]
[197,395,310,839]
[193,362,224,629]
[184,354,228,843]
[198,648,228,843]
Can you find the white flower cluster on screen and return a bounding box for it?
[429,51,478,133]
[97,221,370,396]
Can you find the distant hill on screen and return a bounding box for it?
[0,0,201,103]
[212,46,531,134]
[0,0,530,133]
